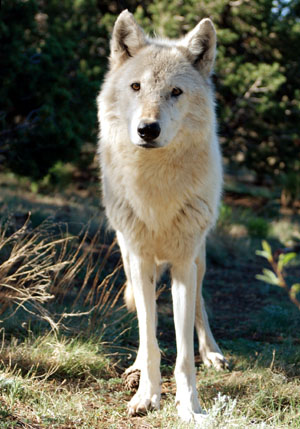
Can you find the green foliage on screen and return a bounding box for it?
[256,240,300,310]
[247,217,270,238]
[291,283,300,300]
[36,161,74,192]
[256,268,280,286]
[217,203,233,228]
[280,167,300,207]
[1,0,300,188]
[278,252,297,272]
[0,0,107,180]
[256,240,273,262]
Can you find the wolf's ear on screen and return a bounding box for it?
[182,18,216,77]
[110,10,147,67]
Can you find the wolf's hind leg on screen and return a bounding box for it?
[195,244,229,370]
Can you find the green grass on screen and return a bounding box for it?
[1,173,300,428]
[1,338,300,428]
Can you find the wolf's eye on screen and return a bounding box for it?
[131,82,141,91]
[171,87,183,97]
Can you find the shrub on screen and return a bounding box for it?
[0,0,108,180]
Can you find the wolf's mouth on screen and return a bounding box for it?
[137,142,159,149]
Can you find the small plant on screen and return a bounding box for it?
[256,240,300,310]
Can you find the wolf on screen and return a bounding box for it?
[97,10,228,423]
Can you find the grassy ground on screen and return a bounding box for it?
[0,172,300,428]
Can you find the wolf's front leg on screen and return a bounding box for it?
[171,261,207,423]
[127,253,161,415]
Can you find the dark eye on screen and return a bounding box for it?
[131,82,141,91]
[171,87,183,97]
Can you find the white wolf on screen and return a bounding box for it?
[97,10,228,423]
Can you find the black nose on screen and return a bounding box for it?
[137,121,161,142]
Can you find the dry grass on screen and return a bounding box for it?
[0,216,60,322]
[0,216,124,333]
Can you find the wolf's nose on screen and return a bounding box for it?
[137,121,161,142]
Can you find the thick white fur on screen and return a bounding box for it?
[97,10,227,423]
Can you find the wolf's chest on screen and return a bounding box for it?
[125,178,183,231]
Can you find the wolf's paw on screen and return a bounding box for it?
[128,391,160,416]
[176,401,208,424]
[201,351,229,371]
[122,369,140,391]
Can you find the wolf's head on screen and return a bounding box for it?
[104,10,217,150]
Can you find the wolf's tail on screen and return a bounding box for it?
[124,282,136,312]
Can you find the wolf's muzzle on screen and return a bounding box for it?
[137,121,161,143]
